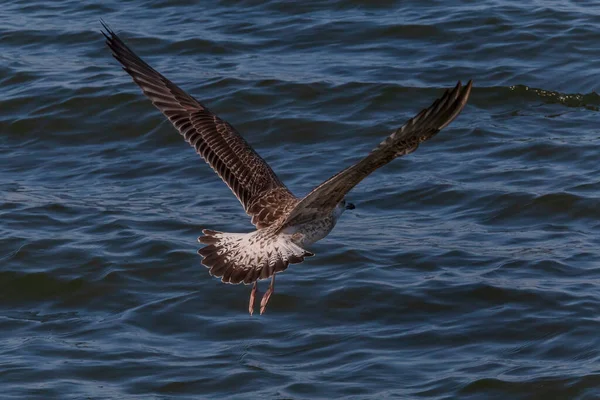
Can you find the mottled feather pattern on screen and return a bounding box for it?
[377,81,466,155]
[198,229,314,285]
[246,187,299,228]
[102,24,472,297]
[278,80,472,229]
[102,24,296,228]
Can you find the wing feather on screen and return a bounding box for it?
[101,23,295,228]
[277,80,473,229]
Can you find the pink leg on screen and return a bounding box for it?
[260,275,275,315]
[249,282,258,315]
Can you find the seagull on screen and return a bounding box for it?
[102,23,472,315]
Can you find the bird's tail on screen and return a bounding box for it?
[197,229,314,285]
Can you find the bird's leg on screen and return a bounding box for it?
[260,274,275,315]
[249,282,258,315]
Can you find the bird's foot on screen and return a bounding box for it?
[259,288,273,315]
[249,282,258,315]
[260,275,275,315]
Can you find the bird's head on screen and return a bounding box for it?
[335,199,355,219]
[341,198,355,210]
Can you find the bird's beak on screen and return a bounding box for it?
[346,203,355,210]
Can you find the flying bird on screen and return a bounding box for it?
[102,23,472,315]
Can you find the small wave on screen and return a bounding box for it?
[509,85,600,110]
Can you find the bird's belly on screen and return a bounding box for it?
[292,217,337,246]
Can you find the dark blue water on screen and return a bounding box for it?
[1,1,600,399]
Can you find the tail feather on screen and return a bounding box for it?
[198,229,314,285]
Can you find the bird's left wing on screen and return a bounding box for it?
[102,23,296,228]
[277,80,472,230]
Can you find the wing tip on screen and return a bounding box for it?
[437,79,473,130]
[462,79,474,100]
[99,19,114,41]
[456,79,474,114]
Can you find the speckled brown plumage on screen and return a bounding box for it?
[198,228,313,285]
[279,80,472,229]
[102,23,292,229]
[102,23,472,314]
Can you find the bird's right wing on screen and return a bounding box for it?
[277,80,472,229]
[102,23,295,228]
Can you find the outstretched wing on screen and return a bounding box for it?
[102,23,296,228]
[278,80,472,229]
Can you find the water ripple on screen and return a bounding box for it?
[1,0,600,399]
